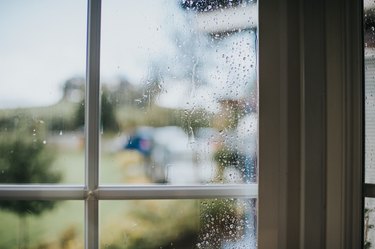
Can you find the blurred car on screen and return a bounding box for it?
[124,127,153,157]
[124,126,194,183]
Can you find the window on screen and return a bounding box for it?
[365,1,375,248]
[0,1,365,248]
[0,0,258,248]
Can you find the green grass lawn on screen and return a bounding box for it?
[0,201,84,249]
[50,147,126,184]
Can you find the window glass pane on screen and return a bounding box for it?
[0,200,83,249]
[0,0,86,184]
[365,198,375,248]
[365,27,375,183]
[365,3,375,183]
[100,0,258,185]
[100,199,256,248]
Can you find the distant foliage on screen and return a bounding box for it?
[100,200,198,249]
[198,199,245,248]
[101,90,119,132]
[181,0,248,12]
[73,100,85,130]
[179,108,211,134]
[73,90,119,132]
[365,208,374,249]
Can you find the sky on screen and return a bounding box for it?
[0,0,256,109]
[0,0,87,108]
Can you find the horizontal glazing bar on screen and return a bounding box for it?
[0,185,86,200]
[364,184,375,198]
[97,184,258,200]
[0,184,258,200]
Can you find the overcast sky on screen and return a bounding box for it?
[0,0,177,108]
[0,0,256,109]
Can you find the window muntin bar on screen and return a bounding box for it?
[0,184,257,200]
[0,185,85,200]
[85,0,102,248]
[97,184,258,199]
[85,0,101,192]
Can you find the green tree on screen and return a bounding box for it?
[73,100,85,130]
[0,131,61,249]
[101,89,119,132]
[73,89,119,132]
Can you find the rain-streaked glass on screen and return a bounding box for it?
[0,201,83,249]
[0,1,86,184]
[365,3,375,248]
[365,198,375,248]
[100,0,258,184]
[100,199,257,249]
[365,3,375,183]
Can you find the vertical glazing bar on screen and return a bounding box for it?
[85,0,101,249]
[85,198,99,249]
[86,0,101,190]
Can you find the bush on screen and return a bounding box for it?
[0,131,60,186]
[0,131,61,215]
[0,130,61,248]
